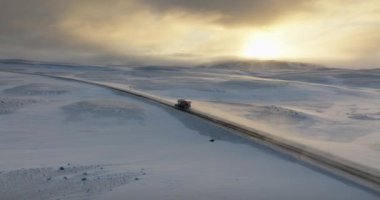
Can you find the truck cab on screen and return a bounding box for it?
[175,99,191,110]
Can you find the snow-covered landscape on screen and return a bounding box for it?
[0,59,379,199]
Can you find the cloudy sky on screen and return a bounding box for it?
[0,0,379,67]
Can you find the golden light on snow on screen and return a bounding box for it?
[242,33,282,60]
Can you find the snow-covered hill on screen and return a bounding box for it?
[0,60,380,199]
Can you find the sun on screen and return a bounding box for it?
[242,33,282,60]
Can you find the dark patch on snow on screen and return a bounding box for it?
[62,99,144,121]
[76,72,128,82]
[0,97,38,115]
[0,78,22,87]
[246,105,313,124]
[217,79,286,89]
[198,60,324,71]
[134,66,182,72]
[4,83,70,96]
[348,112,380,120]
[0,165,144,200]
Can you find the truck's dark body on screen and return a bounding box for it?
[175,99,191,110]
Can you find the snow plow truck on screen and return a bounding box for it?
[175,99,191,110]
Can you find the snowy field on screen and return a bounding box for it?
[0,60,380,199]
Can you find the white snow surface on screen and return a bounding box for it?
[0,60,380,199]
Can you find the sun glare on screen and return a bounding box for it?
[242,33,282,60]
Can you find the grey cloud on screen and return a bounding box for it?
[139,0,315,26]
[0,0,79,52]
[0,0,144,64]
[0,0,315,65]
[0,0,379,68]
